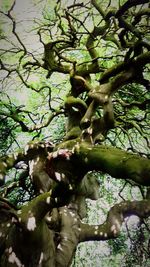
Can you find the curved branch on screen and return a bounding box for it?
[116,99,150,110]
[0,141,54,185]
[116,0,149,18]
[79,199,150,242]
[99,51,150,83]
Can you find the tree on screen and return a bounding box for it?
[0,0,150,266]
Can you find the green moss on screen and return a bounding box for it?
[64,126,81,140]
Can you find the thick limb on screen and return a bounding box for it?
[29,154,54,194]
[79,199,150,242]
[81,97,115,144]
[0,192,57,267]
[73,142,150,186]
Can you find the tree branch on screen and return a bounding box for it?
[73,142,150,186]
[79,199,150,242]
[116,0,149,17]
[99,51,150,83]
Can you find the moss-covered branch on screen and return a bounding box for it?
[79,199,150,242]
[0,141,54,185]
[74,142,150,186]
[0,192,57,267]
[55,207,81,267]
[18,192,57,230]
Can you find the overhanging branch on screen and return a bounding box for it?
[79,199,150,242]
[73,142,150,186]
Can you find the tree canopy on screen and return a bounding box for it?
[0,0,150,266]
